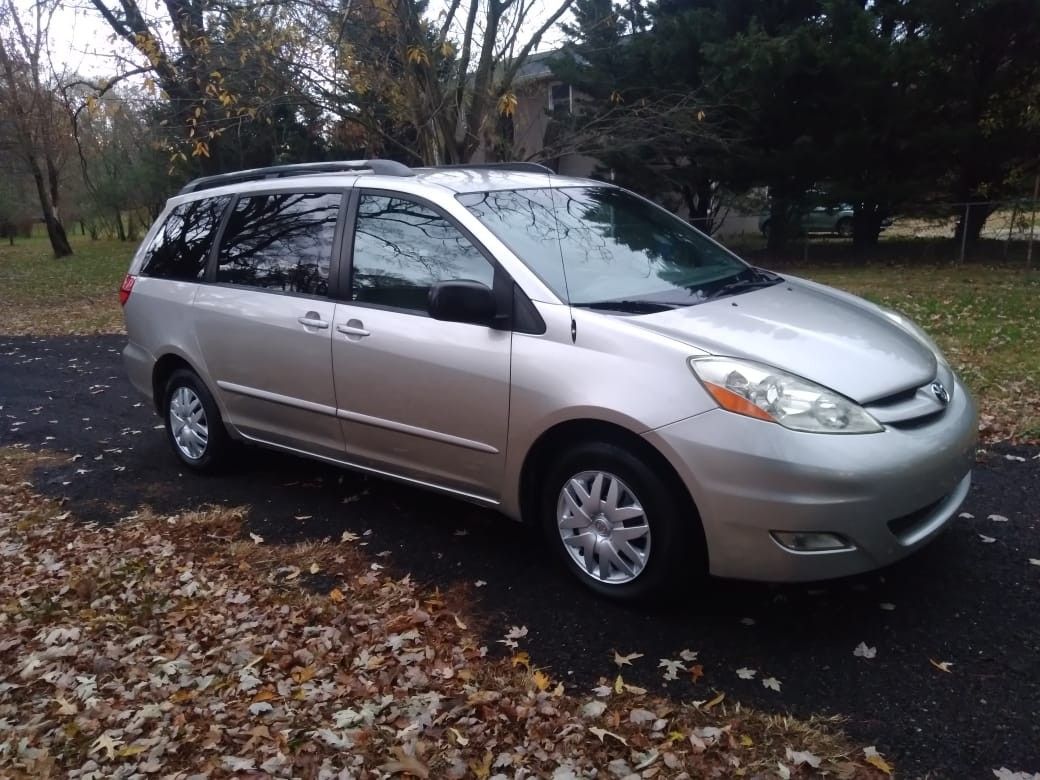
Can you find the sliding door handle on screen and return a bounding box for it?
[337,322,370,338]
[298,315,330,329]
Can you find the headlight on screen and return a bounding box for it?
[878,307,948,366]
[688,357,883,434]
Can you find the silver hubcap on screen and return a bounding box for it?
[169,386,208,461]
[556,470,650,585]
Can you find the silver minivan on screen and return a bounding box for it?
[121,160,977,600]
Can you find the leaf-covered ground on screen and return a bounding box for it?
[0,449,887,778]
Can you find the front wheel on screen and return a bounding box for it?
[541,441,703,601]
[163,368,231,472]
[836,218,853,238]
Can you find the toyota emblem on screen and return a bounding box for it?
[931,381,950,404]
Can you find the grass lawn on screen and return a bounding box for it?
[2,235,1036,440]
[0,237,133,336]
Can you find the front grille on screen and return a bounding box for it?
[887,495,946,541]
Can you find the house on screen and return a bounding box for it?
[474,49,759,239]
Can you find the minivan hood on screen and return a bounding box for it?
[630,278,936,403]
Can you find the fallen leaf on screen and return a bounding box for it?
[614,650,644,667]
[736,667,756,680]
[340,530,359,542]
[702,691,725,710]
[379,746,430,778]
[679,649,699,662]
[309,562,320,574]
[589,726,627,745]
[329,588,345,603]
[249,532,264,545]
[864,746,893,775]
[511,651,531,670]
[929,658,954,673]
[978,534,997,544]
[532,670,551,691]
[854,642,877,659]
[629,707,656,724]
[90,732,123,760]
[762,677,782,692]
[658,658,684,681]
[987,514,1009,522]
[581,700,607,718]
[689,664,704,683]
[786,747,822,768]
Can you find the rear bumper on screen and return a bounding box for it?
[645,379,978,582]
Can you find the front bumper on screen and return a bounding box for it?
[645,379,978,582]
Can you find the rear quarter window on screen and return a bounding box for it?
[140,196,231,281]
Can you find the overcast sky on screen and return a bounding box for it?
[40,0,569,82]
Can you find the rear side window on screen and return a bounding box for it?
[216,192,341,296]
[351,194,494,311]
[140,196,230,280]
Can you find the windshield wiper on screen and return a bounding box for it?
[705,269,782,300]
[577,300,681,314]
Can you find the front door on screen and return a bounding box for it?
[331,191,511,499]
[193,190,345,457]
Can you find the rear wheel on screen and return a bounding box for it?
[541,441,702,601]
[163,368,230,472]
[836,217,853,238]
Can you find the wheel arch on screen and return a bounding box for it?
[519,418,702,529]
[151,352,212,416]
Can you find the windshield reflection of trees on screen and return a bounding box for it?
[352,196,492,308]
[218,193,340,295]
[461,187,742,303]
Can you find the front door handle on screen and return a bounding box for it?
[298,313,330,329]
[337,319,370,338]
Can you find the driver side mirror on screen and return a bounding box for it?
[428,280,496,326]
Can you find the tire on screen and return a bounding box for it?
[163,368,231,472]
[836,218,853,238]
[540,441,704,601]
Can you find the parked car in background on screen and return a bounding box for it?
[121,160,975,601]
[759,202,894,238]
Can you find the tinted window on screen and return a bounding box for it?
[140,196,229,281]
[351,194,494,311]
[216,192,341,295]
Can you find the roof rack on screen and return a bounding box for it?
[177,159,414,195]
[429,162,554,174]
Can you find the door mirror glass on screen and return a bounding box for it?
[428,280,496,326]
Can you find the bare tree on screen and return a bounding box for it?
[299,0,578,164]
[0,0,73,256]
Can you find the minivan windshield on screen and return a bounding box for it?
[458,186,778,312]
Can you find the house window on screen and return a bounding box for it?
[549,83,572,115]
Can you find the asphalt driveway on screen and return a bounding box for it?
[2,334,1038,777]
